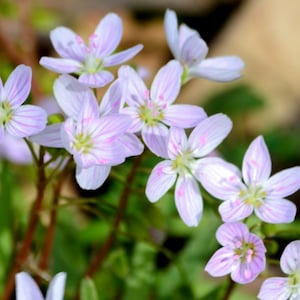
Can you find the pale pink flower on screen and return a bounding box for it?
[118,60,206,157]
[146,113,232,226]
[16,272,66,300]
[205,222,266,284]
[40,13,143,88]
[198,136,300,223]
[258,240,300,300]
[164,9,244,83]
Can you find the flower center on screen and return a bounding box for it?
[72,133,93,154]
[234,240,255,263]
[0,101,13,126]
[289,272,300,297]
[172,150,195,176]
[82,54,103,74]
[139,100,165,126]
[239,184,266,208]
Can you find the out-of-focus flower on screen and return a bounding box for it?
[0,65,47,140]
[146,113,232,226]
[30,75,141,189]
[40,13,143,88]
[164,9,244,84]
[15,272,66,300]
[118,60,206,157]
[198,136,300,224]
[258,240,300,300]
[205,222,266,284]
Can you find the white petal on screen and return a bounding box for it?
[164,9,180,59]
[78,71,114,88]
[280,240,300,275]
[45,272,66,300]
[15,272,43,300]
[175,175,203,226]
[167,126,187,159]
[146,160,176,202]
[39,57,82,74]
[216,222,249,246]
[219,199,253,222]
[258,277,291,300]
[118,133,144,157]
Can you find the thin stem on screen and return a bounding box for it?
[84,155,143,278]
[222,277,236,300]
[2,148,47,300]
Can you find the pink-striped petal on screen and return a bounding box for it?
[146,160,176,202]
[164,9,179,59]
[231,260,262,284]
[6,105,47,138]
[175,175,203,226]
[280,240,300,275]
[265,167,300,199]
[40,57,82,74]
[258,277,291,300]
[45,273,66,300]
[216,222,249,246]
[255,198,296,224]
[164,104,207,128]
[167,126,187,159]
[121,107,143,132]
[78,70,114,88]
[103,44,143,67]
[76,165,111,190]
[189,56,244,82]
[188,113,232,157]
[16,272,44,300]
[196,157,243,201]
[93,13,122,58]
[4,65,31,107]
[118,133,144,157]
[219,199,253,222]
[242,136,271,185]
[150,60,182,105]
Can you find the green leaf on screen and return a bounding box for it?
[80,277,99,300]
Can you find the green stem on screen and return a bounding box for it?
[222,278,236,300]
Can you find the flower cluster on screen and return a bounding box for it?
[3,8,299,300]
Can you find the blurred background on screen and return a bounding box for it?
[1,0,300,299]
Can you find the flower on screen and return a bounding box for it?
[197,135,300,223]
[30,75,140,189]
[145,113,232,226]
[15,272,66,300]
[118,60,206,157]
[40,13,143,88]
[0,65,47,140]
[258,240,300,300]
[205,222,266,284]
[164,9,244,83]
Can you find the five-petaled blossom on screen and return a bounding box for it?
[164,9,244,83]
[30,75,141,190]
[40,13,143,88]
[198,135,300,223]
[118,60,206,157]
[0,65,47,141]
[205,222,266,284]
[15,272,66,300]
[146,113,232,226]
[258,240,300,300]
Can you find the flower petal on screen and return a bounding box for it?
[258,277,291,300]
[146,160,176,202]
[142,123,169,158]
[164,9,180,59]
[118,133,144,157]
[255,198,296,224]
[280,240,300,275]
[189,56,244,82]
[265,167,300,199]
[242,135,271,185]
[45,272,66,300]
[219,198,253,222]
[4,65,31,107]
[175,175,203,226]
[196,157,243,201]
[231,260,263,284]
[103,44,143,67]
[16,272,44,300]
[93,13,122,58]
[216,222,249,246]
[205,247,234,277]
[76,165,111,190]
[150,60,182,105]
[54,74,98,118]
[39,57,82,74]
[167,126,187,159]
[50,26,86,60]
[164,104,207,128]
[29,123,64,148]
[6,105,47,138]
[78,70,114,88]
[188,113,232,157]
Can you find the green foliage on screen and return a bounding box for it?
[80,277,99,300]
